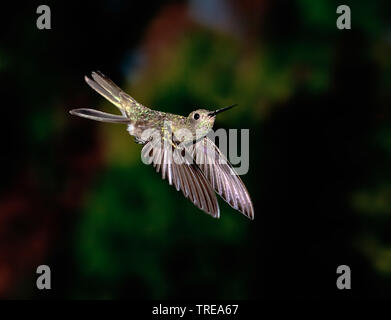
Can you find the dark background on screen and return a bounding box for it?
[1,0,391,299]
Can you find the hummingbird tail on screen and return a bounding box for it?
[69,108,130,123]
[84,71,150,118]
[85,71,126,115]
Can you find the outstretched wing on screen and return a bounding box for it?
[85,71,148,117]
[191,137,254,219]
[141,139,220,218]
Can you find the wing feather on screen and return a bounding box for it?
[192,137,254,219]
[141,140,220,218]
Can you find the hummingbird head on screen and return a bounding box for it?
[187,104,236,137]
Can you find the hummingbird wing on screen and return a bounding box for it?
[85,71,147,117]
[141,140,220,218]
[191,137,254,220]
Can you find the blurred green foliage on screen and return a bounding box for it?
[74,165,250,298]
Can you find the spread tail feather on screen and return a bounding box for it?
[84,71,123,109]
[69,108,130,123]
[84,71,148,117]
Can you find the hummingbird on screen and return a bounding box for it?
[70,71,254,219]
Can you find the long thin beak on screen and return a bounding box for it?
[208,104,237,117]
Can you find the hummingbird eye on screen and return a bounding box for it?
[193,113,200,120]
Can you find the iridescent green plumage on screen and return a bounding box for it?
[70,71,254,219]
